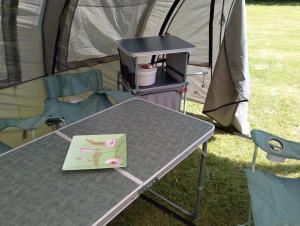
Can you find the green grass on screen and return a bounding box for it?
[247,0,300,6]
[109,4,300,226]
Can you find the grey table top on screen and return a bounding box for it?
[0,99,214,226]
[115,35,195,57]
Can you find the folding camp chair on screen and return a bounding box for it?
[243,129,300,226]
[0,116,47,153]
[0,70,133,149]
[43,69,133,127]
[0,116,48,151]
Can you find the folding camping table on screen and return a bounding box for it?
[0,99,214,226]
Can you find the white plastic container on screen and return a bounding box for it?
[137,64,157,86]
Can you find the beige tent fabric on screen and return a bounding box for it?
[0,78,49,147]
[68,0,149,62]
[0,11,8,84]
[203,0,250,134]
[17,0,46,81]
[203,43,240,126]
[0,0,250,141]
[0,0,46,88]
[186,65,211,104]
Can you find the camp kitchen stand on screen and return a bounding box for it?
[116,35,195,113]
[0,99,214,226]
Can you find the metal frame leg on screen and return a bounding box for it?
[134,57,139,93]
[142,141,209,225]
[183,84,187,114]
[31,130,36,140]
[239,145,257,226]
[251,145,258,172]
[192,141,207,220]
[247,145,257,225]
[248,201,252,226]
[117,71,121,91]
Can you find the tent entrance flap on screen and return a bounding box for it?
[203,0,250,134]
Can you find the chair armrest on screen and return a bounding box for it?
[99,90,134,105]
[0,116,47,131]
[0,141,12,153]
[251,129,300,160]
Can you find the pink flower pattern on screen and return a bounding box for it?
[105,158,122,167]
[105,139,118,148]
[80,147,100,153]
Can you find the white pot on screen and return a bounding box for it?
[137,64,157,86]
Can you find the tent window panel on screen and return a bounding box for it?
[1,0,21,87]
[16,0,46,82]
[0,24,8,86]
[55,0,79,71]
[17,0,45,26]
[67,3,147,63]
[142,0,174,37]
[0,78,46,119]
[77,0,149,8]
[166,0,211,66]
[0,0,46,89]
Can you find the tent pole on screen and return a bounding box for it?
[151,0,183,64]
[135,0,158,37]
[208,0,216,68]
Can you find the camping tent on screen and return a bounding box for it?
[0,0,250,147]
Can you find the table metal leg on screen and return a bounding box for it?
[141,141,209,225]
[183,84,187,114]
[192,141,207,220]
[134,57,139,93]
[117,71,121,91]
[141,194,197,226]
[247,201,253,226]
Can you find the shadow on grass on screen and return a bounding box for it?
[187,111,251,140]
[108,148,300,226]
[246,0,300,5]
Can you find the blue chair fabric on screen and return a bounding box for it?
[0,141,11,154]
[244,129,300,226]
[251,129,300,160]
[0,69,134,146]
[43,69,133,125]
[245,168,300,226]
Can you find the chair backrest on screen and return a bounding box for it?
[44,69,103,98]
[251,129,300,162]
